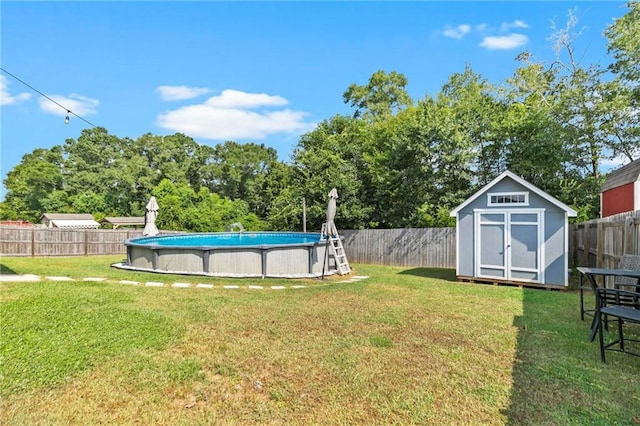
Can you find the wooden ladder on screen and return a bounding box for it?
[323,222,350,275]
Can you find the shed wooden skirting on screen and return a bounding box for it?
[456,276,566,291]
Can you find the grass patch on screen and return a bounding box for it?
[1,257,639,424]
[1,281,176,395]
[369,334,393,348]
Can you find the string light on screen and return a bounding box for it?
[0,67,98,128]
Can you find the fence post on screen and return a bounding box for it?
[624,217,635,255]
[84,229,88,256]
[570,223,576,267]
[596,221,604,268]
[583,223,590,266]
[31,228,35,257]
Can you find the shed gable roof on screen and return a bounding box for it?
[100,217,145,225]
[41,213,96,221]
[450,170,577,217]
[602,158,640,191]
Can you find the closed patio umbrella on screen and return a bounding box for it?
[143,196,159,236]
[322,188,339,279]
[325,188,338,234]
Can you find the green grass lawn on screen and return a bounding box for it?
[1,256,639,425]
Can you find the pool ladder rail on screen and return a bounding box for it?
[321,222,351,275]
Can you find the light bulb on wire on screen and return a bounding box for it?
[1,67,99,128]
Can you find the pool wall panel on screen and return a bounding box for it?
[157,249,204,273]
[130,246,153,269]
[210,249,262,275]
[265,247,308,275]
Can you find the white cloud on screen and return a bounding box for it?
[205,89,288,109]
[38,94,99,116]
[0,75,31,106]
[501,20,529,31]
[480,33,528,50]
[443,24,472,40]
[600,156,630,173]
[442,20,529,46]
[156,89,315,140]
[156,85,211,101]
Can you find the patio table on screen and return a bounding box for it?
[577,267,640,342]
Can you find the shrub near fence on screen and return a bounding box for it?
[0,227,143,257]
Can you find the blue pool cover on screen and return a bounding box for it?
[128,232,324,248]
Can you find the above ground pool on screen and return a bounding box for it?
[118,232,339,278]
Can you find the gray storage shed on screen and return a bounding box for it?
[450,170,577,287]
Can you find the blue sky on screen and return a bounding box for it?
[0,1,630,199]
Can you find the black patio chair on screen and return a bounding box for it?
[596,286,640,363]
[581,254,640,321]
[614,254,640,291]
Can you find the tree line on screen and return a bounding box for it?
[1,3,638,231]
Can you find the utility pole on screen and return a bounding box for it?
[302,198,306,232]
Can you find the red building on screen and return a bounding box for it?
[0,220,34,227]
[600,158,640,218]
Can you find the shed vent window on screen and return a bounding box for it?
[487,192,529,206]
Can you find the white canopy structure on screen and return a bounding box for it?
[40,213,100,229]
[50,219,101,229]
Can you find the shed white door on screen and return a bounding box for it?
[474,210,544,283]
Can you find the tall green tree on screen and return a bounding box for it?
[434,66,498,190]
[62,127,133,216]
[502,58,576,196]
[605,1,640,83]
[364,105,437,227]
[152,179,265,232]
[2,147,65,221]
[281,115,373,231]
[499,8,626,219]
[200,141,282,218]
[343,70,413,120]
[604,1,640,162]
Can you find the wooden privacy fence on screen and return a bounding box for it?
[4,212,638,271]
[0,226,457,268]
[0,227,143,257]
[341,227,456,268]
[571,210,640,269]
